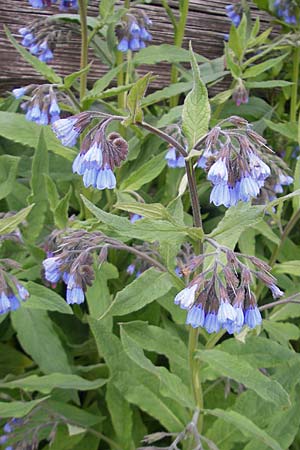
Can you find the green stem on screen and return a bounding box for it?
[188,328,203,433]
[290,46,300,124]
[116,51,125,110]
[170,0,189,107]
[78,0,89,103]
[256,209,300,300]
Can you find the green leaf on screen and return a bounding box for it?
[120,327,194,408]
[0,343,32,377]
[12,308,72,374]
[142,82,192,107]
[217,336,297,368]
[245,80,293,88]
[208,203,264,248]
[273,261,300,276]
[45,174,60,211]
[133,44,207,65]
[0,397,49,418]
[0,373,107,394]
[81,196,201,244]
[263,320,300,345]
[205,409,282,450]
[83,64,126,101]
[47,399,103,427]
[0,205,34,235]
[0,112,75,160]
[125,73,153,125]
[5,26,62,84]
[23,282,73,315]
[86,262,118,328]
[105,268,172,317]
[121,321,188,369]
[106,382,133,450]
[114,201,171,221]
[0,155,20,200]
[264,120,298,141]
[64,63,92,89]
[88,318,188,431]
[99,0,116,18]
[54,186,72,228]
[243,54,288,78]
[120,153,166,191]
[25,129,49,241]
[182,44,211,149]
[197,349,290,407]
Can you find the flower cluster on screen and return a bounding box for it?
[232,81,249,106]
[116,11,152,52]
[27,0,78,10]
[174,240,283,334]
[165,147,185,168]
[12,84,61,125]
[0,260,29,315]
[127,241,160,278]
[197,116,293,208]
[19,19,76,63]
[43,230,97,305]
[52,113,128,190]
[273,0,298,24]
[0,417,23,450]
[225,3,242,27]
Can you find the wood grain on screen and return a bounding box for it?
[0,0,272,94]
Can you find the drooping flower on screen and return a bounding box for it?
[27,0,78,9]
[197,117,292,208]
[273,0,298,24]
[53,115,128,191]
[116,11,152,52]
[173,239,284,335]
[165,147,185,168]
[0,263,29,315]
[13,84,62,126]
[225,3,242,27]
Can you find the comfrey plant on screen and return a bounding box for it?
[13,84,62,125]
[2,0,300,449]
[19,18,76,62]
[116,10,152,52]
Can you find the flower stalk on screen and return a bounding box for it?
[78,0,89,103]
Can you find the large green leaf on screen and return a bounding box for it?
[120,326,194,408]
[106,268,172,317]
[125,73,153,125]
[182,45,211,149]
[0,373,107,394]
[197,349,290,407]
[25,129,49,241]
[0,155,20,200]
[0,397,49,418]
[120,153,166,191]
[23,282,73,315]
[12,308,72,374]
[0,112,75,160]
[88,318,189,431]
[205,409,282,450]
[264,120,298,141]
[133,44,207,65]
[273,261,300,276]
[243,54,288,78]
[5,27,62,84]
[208,203,264,248]
[0,204,34,235]
[106,382,134,450]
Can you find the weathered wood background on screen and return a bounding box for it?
[0,0,270,94]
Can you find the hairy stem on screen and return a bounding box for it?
[78,0,89,103]
[290,46,300,124]
[188,328,204,434]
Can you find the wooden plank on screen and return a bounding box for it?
[0,0,272,95]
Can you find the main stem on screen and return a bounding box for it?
[290,46,300,124]
[170,0,189,107]
[138,120,204,432]
[78,0,88,103]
